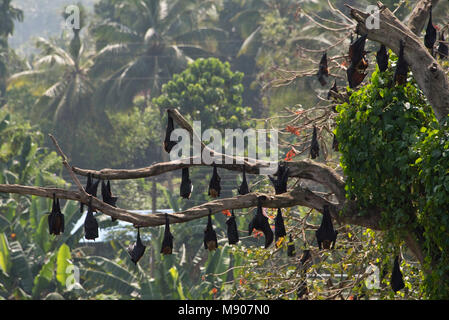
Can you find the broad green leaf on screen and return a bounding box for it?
[56,243,72,287]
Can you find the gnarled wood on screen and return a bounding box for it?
[347,2,449,122]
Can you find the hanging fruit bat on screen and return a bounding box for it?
[310,125,320,159]
[237,165,250,195]
[164,114,177,153]
[316,52,329,86]
[226,210,239,245]
[391,255,405,292]
[376,44,389,72]
[438,32,448,60]
[332,133,339,152]
[180,167,193,199]
[424,5,436,53]
[48,193,64,235]
[101,180,118,222]
[204,212,218,251]
[394,40,409,86]
[160,213,174,255]
[248,196,273,248]
[346,34,368,88]
[274,208,287,243]
[208,164,221,198]
[128,227,146,264]
[84,198,99,240]
[269,163,289,194]
[299,249,311,264]
[80,173,100,213]
[287,235,296,257]
[327,79,338,100]
[315,205,338,249]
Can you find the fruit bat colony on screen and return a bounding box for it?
[45,9,449,292]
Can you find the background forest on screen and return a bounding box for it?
[1,0,449,300]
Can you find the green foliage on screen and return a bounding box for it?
[335,55,449,298]
[336,64,437,230]
[153,57,252,128]
[414,117,449,297]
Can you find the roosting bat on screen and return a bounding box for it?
[48,193,64,235]
[80,173,100,213]
[101,180,118,221]
[237,165,250,195]
[164,114,177,153]
[424,5,436,53]
[269,163,289,194]
[287,235,296,257]
[332,133,339,152]
[310,125,320,159]
[248,196,274,248]
[101,180,118,207]
[299,249,311,264]
[376,44,389,72]
[346,34,368,88]
[394,40,409,86]
[180,167,193,199]
[438,32,448,60]
[128,227,146,264]
[275,208,287,243]
[315,205,338,249]
[204,211,218,251]
[391,255,405,292]
[327,79,338,100]
[317,52,329,86]
[84,198,99,240]
[208,164,221,198]
[160,213,174,255]
[226,210,239,245]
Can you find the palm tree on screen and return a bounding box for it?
[8,6,107,157]
[90,0,225,110]
[0,0,23,106]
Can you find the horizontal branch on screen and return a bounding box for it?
[0,183,379,229]
[73,158,346,203]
